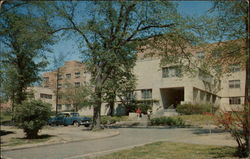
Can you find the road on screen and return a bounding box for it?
[1,127,229,159]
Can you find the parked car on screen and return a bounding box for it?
[48,112,91,127]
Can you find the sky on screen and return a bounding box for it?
[46,1,214,71]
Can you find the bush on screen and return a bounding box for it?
[150,117,185,126]
[215,106,249,158]
[176,103,217,115]
[15,100,52,139]
[101,116,128,125]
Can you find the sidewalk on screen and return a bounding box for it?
[1,125,120,151]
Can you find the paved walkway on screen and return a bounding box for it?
[2,128,236,159]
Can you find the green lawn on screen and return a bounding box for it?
[0,111,12,123]
[174,115,215,126]
[96,142,238,159]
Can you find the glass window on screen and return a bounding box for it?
[229,97,241,105]
[66,73,71,79]
[229,64,240,72]
[75,82,80,87]
[58,74,63,80]
[40,93,52,99]
[57,104,62,110]
[44,77,49,82]
[141,89,152,99]
[75,72,80,78]
[162,66,182,78]
[58,83,62,88]
[229,80,240,88]
[196,51,205,59]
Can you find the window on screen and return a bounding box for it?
[196,51,205,59]
[75,82,80,87]
[75,72,80,78]
[229,64,240,72]
[40,93,52,99]
[162,66,182,78]
[66,73,71,79]
[229,97,241,105]
[58,83,62,88]
[141,89,152,99]
[65,104,71,110]
[57,104,62,110]
[58,74,63,80]
[229,80,240,88]
[44,77,49,82]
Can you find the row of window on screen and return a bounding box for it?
[40,93,52,99]
[229,80,240,88]
[58,82,81,88]
[58,72,81,80]
[229,97,241,105]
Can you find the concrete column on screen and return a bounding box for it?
[184,86,193,103]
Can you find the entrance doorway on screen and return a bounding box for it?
[160,87,184,109]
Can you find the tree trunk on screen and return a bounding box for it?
[91,75,103,130]
[108,100,115,117]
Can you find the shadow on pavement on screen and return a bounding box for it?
[191,128,226,135]
[0,130,15,136]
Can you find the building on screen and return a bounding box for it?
[39,42,246,115]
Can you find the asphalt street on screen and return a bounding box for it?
[1,128,225,159]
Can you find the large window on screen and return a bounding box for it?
[57,104,62,110]
[75,72,80,78]
[58,74,63,80]
[66,73,71,79]
[162,66,182,78]
[141,89,152,99]
[229,97,241,105]
[229,80,240,88]
[40,93,52,99]
[75,82,80,87]
[196,51,205,59]
[229,64,240,72]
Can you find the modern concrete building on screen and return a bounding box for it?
[39,43,246,115]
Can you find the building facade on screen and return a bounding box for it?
[38,46,246,115]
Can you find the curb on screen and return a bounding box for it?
[1,130,120,152]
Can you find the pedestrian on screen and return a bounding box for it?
[136,108,142,118]
[147,109,152,120]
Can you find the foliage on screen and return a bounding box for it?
[60,83,92,111]
[96,141,237,159]
[150,117,185,126]
[176,103,217,115]
[0,1,56,105]
[14,100,52,139]
[101,116,128,125]
[55,1,181,130]
[215,106,249,157]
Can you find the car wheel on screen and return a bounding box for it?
[84,124,90,127]
[73,121,80,127]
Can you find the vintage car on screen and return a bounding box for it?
[48,112,91,127]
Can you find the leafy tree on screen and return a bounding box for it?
[208,1,249,157]
[0,2,55,105]
[14,100,51,139]
[55,1,181,130]
[61,83,92,112]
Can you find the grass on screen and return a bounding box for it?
[4,134,52,147]
[95,141,238,159]
[173,115,215,126]
[0,111,12,122]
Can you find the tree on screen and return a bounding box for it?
[61,83,92,112]
[15,100,51,139]
[208,1,249,157]
[55,1,181,130]
[0,1,55,105]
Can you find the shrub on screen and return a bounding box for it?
[215,105,249,158]
[101,116,128,125]
[176,103,217,115]
[150,117,185,126]
[15,100,52,139]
